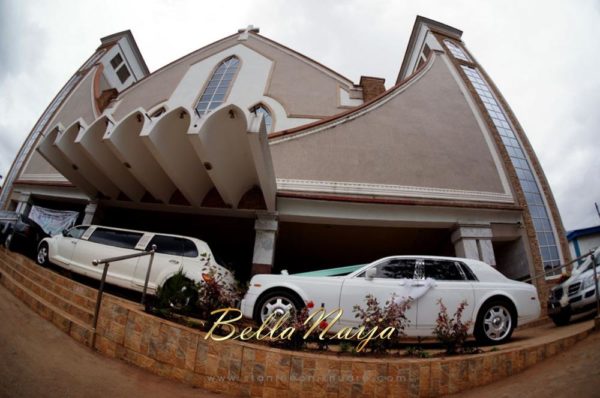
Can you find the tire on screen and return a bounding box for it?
[474,299,516,345]
[36,243,50,267]
[550,308,571,326]
[162,277,198,313]
[253,289,304,325]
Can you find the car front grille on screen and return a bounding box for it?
[568,282,581,296]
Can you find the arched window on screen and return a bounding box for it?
[195,56,240,116]
[249,103,273,132]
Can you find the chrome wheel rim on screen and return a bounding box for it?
[168,285,192,310]
[483,305,512,341]
[37,246,48,264]
[260,296,295,324]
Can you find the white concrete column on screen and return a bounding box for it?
[82,201,98,225]
[251,212,278,275]
[15,192,31,215]
[451,224,496,266]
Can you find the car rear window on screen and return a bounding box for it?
[145,235,198,258]
[88,228,143,250]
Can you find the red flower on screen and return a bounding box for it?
[306,301,314,309]
[319,320,328,329]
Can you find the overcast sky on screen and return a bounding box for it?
[0,0,598,230]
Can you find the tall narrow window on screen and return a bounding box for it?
[249,103,273,132]
[444,40,471,62]
[195,56,240,116]
[461,65,562,275]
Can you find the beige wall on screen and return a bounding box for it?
[243,37,350,117]
[19,69,98,181]
[111,40,239,121]
[111,34,351,122]
[20,151,61,176]
[270,56,506,194]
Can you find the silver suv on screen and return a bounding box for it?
[548,247,600,326]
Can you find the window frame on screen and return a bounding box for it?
[249,103,274,133]
[194,55,241,117]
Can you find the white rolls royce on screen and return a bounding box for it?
[241,256,541,344]
[36,225,235,301]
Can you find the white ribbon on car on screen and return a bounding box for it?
[394,278,437,304]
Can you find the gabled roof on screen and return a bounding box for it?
[397,16,462,84]
[99,30,150,76]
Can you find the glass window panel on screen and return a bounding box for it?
[195,56,239,116]
[375,259,416,279]
[541,246,551,261]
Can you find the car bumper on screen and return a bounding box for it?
[548,290,598,317]
[240,293,258,319]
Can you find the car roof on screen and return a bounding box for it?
[83,224,208,244]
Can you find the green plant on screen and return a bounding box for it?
[406,345,431,358]
[432,299,473,355]
[352,294,411,354]
[155,269,197,314]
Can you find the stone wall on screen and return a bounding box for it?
[0,249,594,397]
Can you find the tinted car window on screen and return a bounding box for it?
[65,226,87,239]
[88,228,143,250]
[145,235,197,258]
[458,262,478,281]
[375,259,416,279]
[423,260,465,281]
[183,239,198,258]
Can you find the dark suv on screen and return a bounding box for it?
[2,214,49,256]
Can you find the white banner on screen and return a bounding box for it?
[28,205,79,236]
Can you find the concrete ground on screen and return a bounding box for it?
[445,324,600,398]
[1,281,599,398]
[0,284,225,398]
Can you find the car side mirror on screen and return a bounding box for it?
[61,229,68,236]
[365,267,377,280]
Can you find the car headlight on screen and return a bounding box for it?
[582,274,598,289]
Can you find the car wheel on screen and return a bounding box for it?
[550,307,571,326]
[163,277,198,313]
[4,233,14,251]
[253,289,304,325]
[474,299,516,345]
[36,243,50,266]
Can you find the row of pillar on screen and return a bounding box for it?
[12,192,497,273]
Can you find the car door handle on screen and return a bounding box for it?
[169,259,179,264]
[411,282,425,287]
[70,240,77,244]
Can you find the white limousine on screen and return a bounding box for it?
[36,225,235,301]
[241,256,541,344]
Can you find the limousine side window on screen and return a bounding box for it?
[65,226,88,239]
[375,259,416,279]
[145,235,198,258]
[88,228,144,250]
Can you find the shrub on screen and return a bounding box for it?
[352,294,411,354]
[154,269,197,314]
[196,264,242,330]
[406,345,431,358]
[432,299,473,355]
